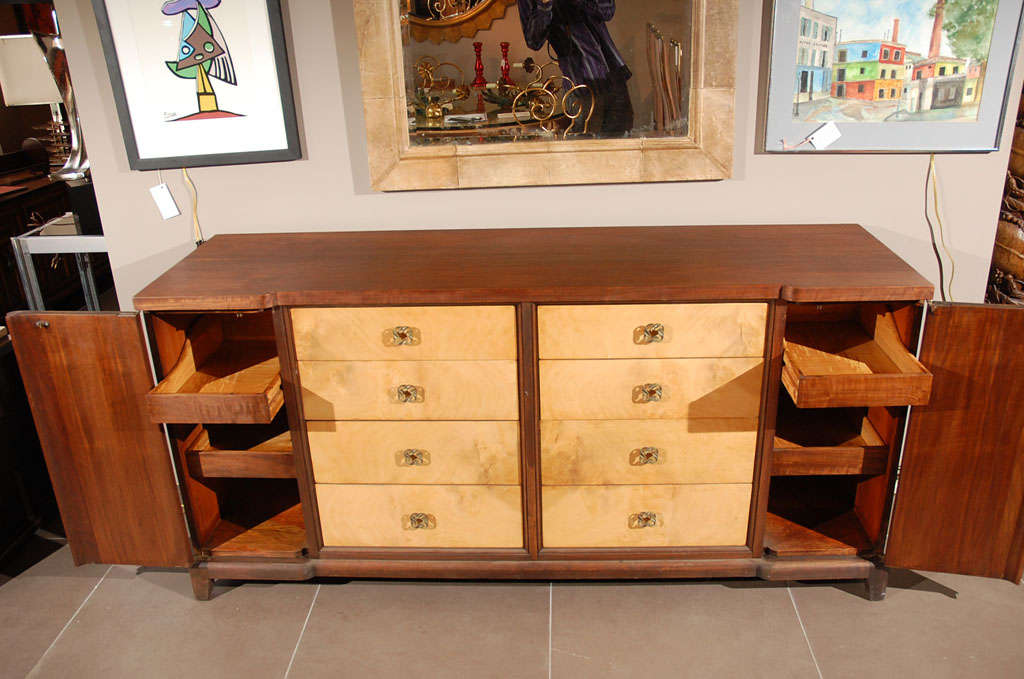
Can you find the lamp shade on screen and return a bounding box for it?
[0,35,61,106]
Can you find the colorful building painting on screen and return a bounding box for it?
[831,21,906,103]
[794,1,838,104]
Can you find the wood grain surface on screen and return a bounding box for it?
[132,226,934,311]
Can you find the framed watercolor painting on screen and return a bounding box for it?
[92,0,300,170]
[759,0,1024,152]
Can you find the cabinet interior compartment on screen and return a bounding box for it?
[782,303,932,408]
[146,311,284,424]
[773,392,890,476]
[764,477,876,557]
[184,412,295,479]
[195,478,305,559]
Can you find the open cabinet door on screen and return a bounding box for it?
[7,312,194,568]
[886,303,1024,581]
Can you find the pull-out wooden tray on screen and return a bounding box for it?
[773,402,888,476]
[782,307,932,408]
[184,424,295,479]
[147,315,284,424]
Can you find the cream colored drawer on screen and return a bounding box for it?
[542,484,751,548]
[539,358,763,420]
[292,306,517,361]
[309,421,520,484]
[318,484,523,548]
[538,304,767,359]
[299,360,519,420]
[541,420,758,485]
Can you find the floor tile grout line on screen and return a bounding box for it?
[787,584,824,679]
[283,583,320,679]
[548,582,553,679]
[26,564,113,677]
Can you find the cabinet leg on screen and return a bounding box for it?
[190,566,214,601]
[866,564,888,602]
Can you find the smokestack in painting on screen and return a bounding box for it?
[929,0,945,58]
[892,18,900,44]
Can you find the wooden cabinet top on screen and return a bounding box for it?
[133,225,934,311]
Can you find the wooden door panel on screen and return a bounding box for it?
[7,312,193,567]
[886,303,1024,580]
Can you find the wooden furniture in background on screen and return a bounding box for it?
[8,225,1024,601]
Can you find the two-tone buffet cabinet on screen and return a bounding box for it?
[9,225,1024,600]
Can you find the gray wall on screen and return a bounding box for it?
[55,0,1024,306]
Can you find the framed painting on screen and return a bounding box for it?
[92,0,300,170]
[759,0,1024,152]
[354,0,737,191]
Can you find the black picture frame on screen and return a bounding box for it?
[91,0,301,170]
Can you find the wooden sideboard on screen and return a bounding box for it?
[8,225,1024,600]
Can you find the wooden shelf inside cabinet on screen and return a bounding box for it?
[146,315,284,424]
[782,310,932,408]
[764,512,871,557]
[205,504,305,559]
[773,403,889,476]
[184,425,295,479]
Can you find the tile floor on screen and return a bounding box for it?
[2,546,1023,679]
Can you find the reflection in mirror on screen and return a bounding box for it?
[401,0,693,145]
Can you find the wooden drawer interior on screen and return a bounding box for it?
[538,303,767,359]
[782,303,932,408]
[184,415,295,480]
[542,484,752,548]
[147,312,284,424]
[317,484,523,548]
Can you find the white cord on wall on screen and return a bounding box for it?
[181,167,205,246]
[928,155,957,301]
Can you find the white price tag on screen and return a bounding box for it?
[149,183,181,220]
[808,122,841,150]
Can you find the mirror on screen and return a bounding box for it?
[406,0,517,44]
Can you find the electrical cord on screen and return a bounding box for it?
[181,167,204,246]
[929,154,957,300]
[924,154,948,302]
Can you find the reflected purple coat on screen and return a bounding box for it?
[517,0,630,85]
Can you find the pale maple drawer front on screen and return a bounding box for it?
[299,360,519,420]
[318,484,523,548]
[308,421,520,484]
[538,304,767,359]
[542,485,752,548]
[291,306,517,361]
[539,358,763,420]
[541,420,758,485]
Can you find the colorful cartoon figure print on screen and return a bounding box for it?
[162,0,240,121]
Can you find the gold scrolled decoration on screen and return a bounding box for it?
[408,0,517,45]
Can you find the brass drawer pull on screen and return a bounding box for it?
[634,323,665,345]
[632,383,663,403]
[388,326,422,346]
[396,384,424,403]
[407,512,436,530]
[630,447,660,465]
[401,449,430,466]
[629,511,658,529]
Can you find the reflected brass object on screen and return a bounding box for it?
[629,512,659,529]
[407,512,437,529]
[632,383,663,404]
[401,449,431,466]
[396,384,425,403]
[510,70,595,140]
[407,0,516,45]
[634,323,665,345]
[630,447,660,466]
[389,326,422,346]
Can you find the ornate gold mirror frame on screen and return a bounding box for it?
[407,0,517,44]
[354,0,737,191]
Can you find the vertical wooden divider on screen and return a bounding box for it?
[748,301,787,555]
[274,307,323,557]
[517,303,542,558]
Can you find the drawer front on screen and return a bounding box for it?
[292,306,517,361]
[309,421,520,484]
[542,484,752,548]
[299,360,519,420]
[539,358,763,420]
[538,303,767,359]
[541,420,758,485]
[318,484,523,548]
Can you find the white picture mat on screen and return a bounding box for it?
[763,0,1024,152]
[102,0,289,160]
